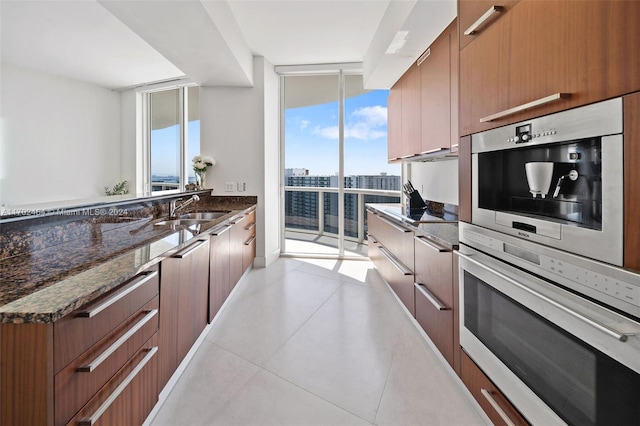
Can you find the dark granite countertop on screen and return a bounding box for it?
[366,203,459,250]
[0,197,256,324]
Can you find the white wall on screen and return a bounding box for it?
[409,159,458,205]
[1,63,122,206]
[200,56,280,267]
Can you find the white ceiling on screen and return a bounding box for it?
[1,0,457,90]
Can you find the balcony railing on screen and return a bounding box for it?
[284,186,401,245]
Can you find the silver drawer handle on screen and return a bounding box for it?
[229,215,246,225]
[210,225,232,236]
[414,235,449,252]
[414,282,449,311]
[481,388,516,426]
[379,216,411,233]
[173,239,207,258]
[457,252,634,342]
[368,233,379,244]
[78,309,158,373]
[464,5,504,36]
[245,222,256,231]
[76,271,158,318]
[79,346,158,425]
[480,93,571,123]
[244,236,256,246]
[379,246,413,276]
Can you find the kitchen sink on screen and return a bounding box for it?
[179,211,230,220]
[154,219,212,227]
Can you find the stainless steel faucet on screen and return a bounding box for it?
[170,194,200,217]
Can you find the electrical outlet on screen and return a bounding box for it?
[224,182,235,192]
[237,182,246,192]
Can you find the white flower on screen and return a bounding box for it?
[192,154,216,172]
[201,155,216,166]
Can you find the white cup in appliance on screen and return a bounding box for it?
[525,162,554,198]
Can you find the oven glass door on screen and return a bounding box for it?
[459,251,640,426]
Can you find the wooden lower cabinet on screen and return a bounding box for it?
[209,224,232,322]
[66,334,159,426]
[0,267,160,426]
[242,209,257,273]
[367,210,415,315]
[413,235,453,367]
[461,351,529,426]
[158,239,210,391]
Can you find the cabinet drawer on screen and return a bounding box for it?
[368,212,414,269]
[66,334,159,426]
[415,283,454,367]
[55,297,159,426]
[55,270,159,373]
[374,239,415,316]
[461,351,529,426]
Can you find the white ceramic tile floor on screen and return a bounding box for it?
[149,257,488,426]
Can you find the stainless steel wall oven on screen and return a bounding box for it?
[472,98,623,266]
[461,97,640,425]
[458,222,640,425]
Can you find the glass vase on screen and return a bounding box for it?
[196,170,206,190]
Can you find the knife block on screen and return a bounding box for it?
[408,191,427,209]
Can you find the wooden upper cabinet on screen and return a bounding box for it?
[459,0,640,136]
[420,18,457,154]
[458,0,520,51]
[387,83,402,161]
[401,63,421,158]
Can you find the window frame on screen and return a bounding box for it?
[142,84,198,196]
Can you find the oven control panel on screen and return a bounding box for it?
[462,227,640,316]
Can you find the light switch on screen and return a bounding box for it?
[237,182,246,192]
[224,182,235,192]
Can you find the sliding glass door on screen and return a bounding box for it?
[282,72,400,257]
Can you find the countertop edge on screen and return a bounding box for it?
[366,203,459,251]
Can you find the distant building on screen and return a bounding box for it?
[284,168,309,178]
[285,173,401,237]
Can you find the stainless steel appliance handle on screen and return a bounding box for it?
[481,388,516,426]
[379,246,413,276]
[173,239,207,258]
[78,309,158,373]
[78,346,158,425]
[414,282,450,311]
[463,5,503,36]
[379,216,411,233]
[76,271,158,318]
[480,93,571,123]
[457,252,634,342]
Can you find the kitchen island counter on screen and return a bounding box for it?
[0,195,256,324]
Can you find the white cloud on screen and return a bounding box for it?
[313,105,387,141]
[300,119,310,130]
[352,105,387,127]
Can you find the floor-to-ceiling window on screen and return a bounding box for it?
[146,86,200,193]
[282,71,401,257]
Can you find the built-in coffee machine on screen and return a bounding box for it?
[471,98,623,265]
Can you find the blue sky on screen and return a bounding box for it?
[151,120,200,177]
[285,90,400,176]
